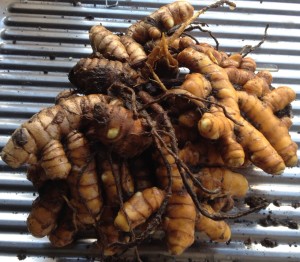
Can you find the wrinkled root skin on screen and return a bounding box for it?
[0,0,298,260]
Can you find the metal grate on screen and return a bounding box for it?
[0,0,300,261]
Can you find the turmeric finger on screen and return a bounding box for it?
[88,100,152,158]
[178,110,201,129]
[97,206,128,256]
[1,94,151,168]
[177,47,239,114]
[126,1,194,44]
[40,140,71,180]
[179,140,225,167]
[163,190,196,255]
[68,57,145,94]
[48,206,77,247]
[240,56,256,71]
[220,53,242,68]
[238,91,298,167]
[195,205,231,242]
[236,117,286,174]
[27,164,48,190]
[195,168,249,199]
[114,187,165,232]
[27,181,67,238]
[66,131,103,224]
[89,25,129,62]
[120,35,147,65]
[1,94,109,168]
[178,46,291,174]
[99,157,134,206]
[242,75,270,97]
[262,86,296,112]
[153,137,184,191]
[198,107,245,167]
[225,67,255,86]
[180,73,212,99]
[120,161,135,198]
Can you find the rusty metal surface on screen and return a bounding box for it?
[0,0,300,261]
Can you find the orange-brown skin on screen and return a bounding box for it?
[40,140,71,180]
[177,47,240,115]
[178,49,245,167]
[163,191,196,255]
[178,36,196,50]
[180,73,212,99]
[240,56,256,71]
[209,195,235,213]
[126,1,194,44]
[97,101,146,148]
[66,131,103,225]
[178,47,287,174]
[195,168,249,199]
[120,162,135,198]
[114,187,165,232]
[238,91,298,167]
[68,57,146,94]
[143,37,184,54]
[280,116,293,129]
[100,160,119,206]
[262,86,296,112]
[97,206,128,256]
[241,70,272,97]
[120,35,147,65]
[220,53,242,68]
[194,43,249,73]
[242,76,270,97]
[178,110,201,129]
[27,182,67,238]
[54,89,78,104]
[88,100,152,158]
[1,94,151,169]
[195,205,231,242]
[126,20,152,45]
[48,207,77,247]
[179,140,225,167]
[145,33,179,78]
[257,70,273,85]
[89,25,129,62]
[153,139,184,192]
[194,43,229,66]
[100,159,134,206]
[236,118,286,174]
[198,106,245,167]
[156,162,184,192]
[225,66,255,86]
[1,94,110,168]
[226,63,270,97]
[154,137,196,255]
[27,164,48,189]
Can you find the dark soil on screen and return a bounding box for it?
[244,237,252,246]
[272,200,281,207]
[259,215,280,227]
[260,238,278,248]
[17,253,26,260]
[259,215,298,230]
[245,196,269,209]
[280,219,299,230]
[291,201,300,209]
